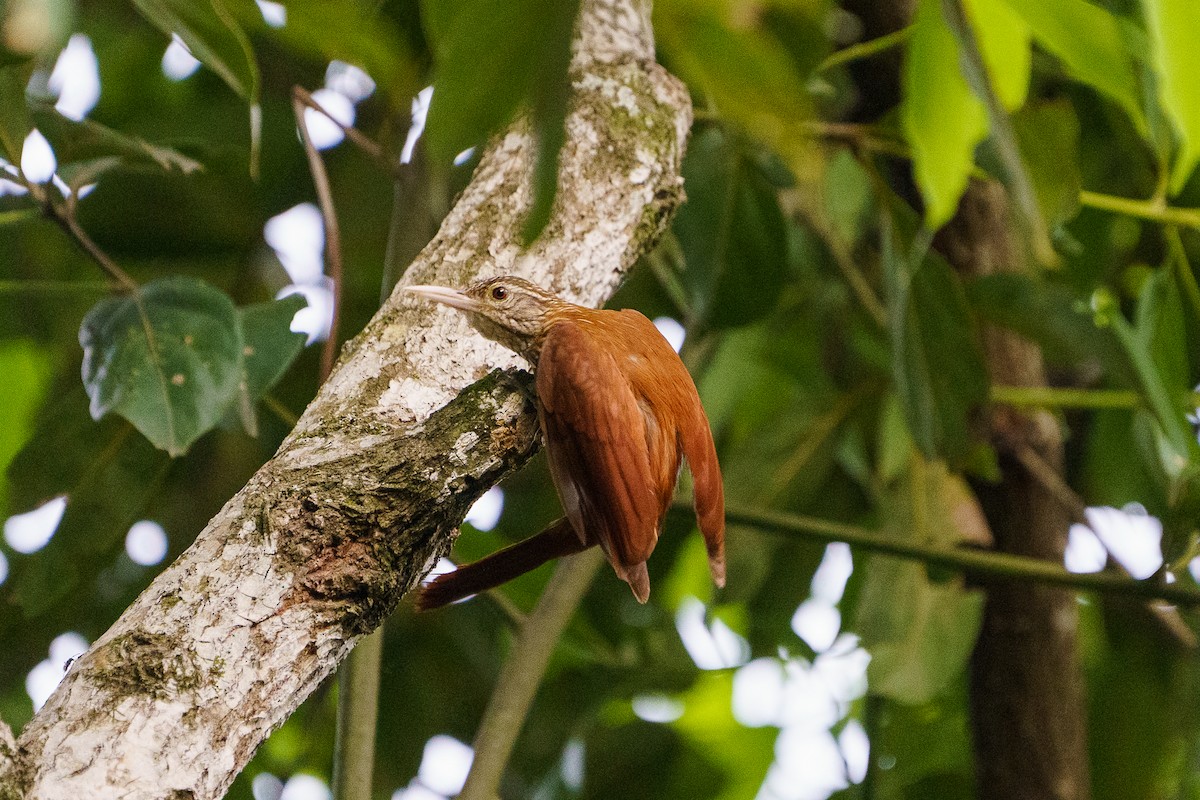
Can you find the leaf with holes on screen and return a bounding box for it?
[80,277,242,456]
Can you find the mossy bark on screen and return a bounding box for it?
[4,2,691,798]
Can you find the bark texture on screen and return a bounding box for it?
[5,1,692,797]
[935,182,1091,800]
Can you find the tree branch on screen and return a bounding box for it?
[8,1,690,797]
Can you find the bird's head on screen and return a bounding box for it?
[404,276,572,360]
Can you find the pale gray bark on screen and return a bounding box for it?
[3,1,691,797]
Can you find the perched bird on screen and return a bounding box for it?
[405,276,725,608]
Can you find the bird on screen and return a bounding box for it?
[404,276,725,608]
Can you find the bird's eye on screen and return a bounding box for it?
[491,285,508,301]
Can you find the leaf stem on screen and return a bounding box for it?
[47,203,138,292]
[1080,190,1200,229]
[293,87,345,383]
[816,26,913,73]
[708,503,1200,606]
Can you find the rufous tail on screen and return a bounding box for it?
[416,517,590,611]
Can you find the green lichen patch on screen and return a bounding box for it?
[90,630,207,700]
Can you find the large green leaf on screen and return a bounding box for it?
[967,0,1031,112]
[655,5,811,155]
[965,273,1131,380]
[1011,101,1082,230]
[130,0,260,169]
[79,277,243,456]
[1142,0,1200,191]
[673,127,789,329]
[421,0,579,240]
[902,0,989,229]
[0,64,33,164]
[234,295,308,437]
[854,455,987,705]
[883,223,988,466]
[999,0,1145,134]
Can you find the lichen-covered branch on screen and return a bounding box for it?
[6,1,691,797]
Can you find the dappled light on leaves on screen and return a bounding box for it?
[4,496,65,553]
[124,520,168,566]
[161,35,200,81]
[48,34,100,121]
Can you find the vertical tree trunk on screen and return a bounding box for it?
[840,1,1092,794]
[935,182,1091,800]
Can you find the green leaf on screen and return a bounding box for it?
[883,223,988,466]
[857,556,984,704]
[130,0,261,171]
[79,277,243,457]
[234,295,308,437]
[0,341,52,518]
[1011,100,1082,230]
[0,64,33,164]
[965,273,1131,380]
[30,108,204,176]
[673,127,789,329]
[655,6,811,156]
[6,384,170,616]
[246,1,418,109]
[967,0,1032,111]
[1142,0,1200,192]
[998,0,1145,134]
[421,0,578,241]
[902,0,989,229]
[1102,299,1194,479]
[421,0,578,164]
[855,456,987,704]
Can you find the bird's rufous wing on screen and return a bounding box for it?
[537,321,660,600]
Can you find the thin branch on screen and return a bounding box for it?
[293,86,399,178]
[293,86,346,383]
[816,26,913,73]
[799,204,889,327]
[44,201,138,292]
[333,630,384,800]
[708,503,1200,606]
[1080,190,1200,230]
[458,549,605,800]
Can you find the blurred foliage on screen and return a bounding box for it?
[2,0,1200,799]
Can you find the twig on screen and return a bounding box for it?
[1080,190,1200,230]
[817,26,913,74]
[458,549,605,800]
[43,200,137,292]
[702,502,1200,606]
[333,630,384,800]
[293,86,399,178]
[292,87,345,383]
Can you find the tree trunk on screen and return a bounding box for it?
[935,181,1091,800]
[1,2,692,797]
